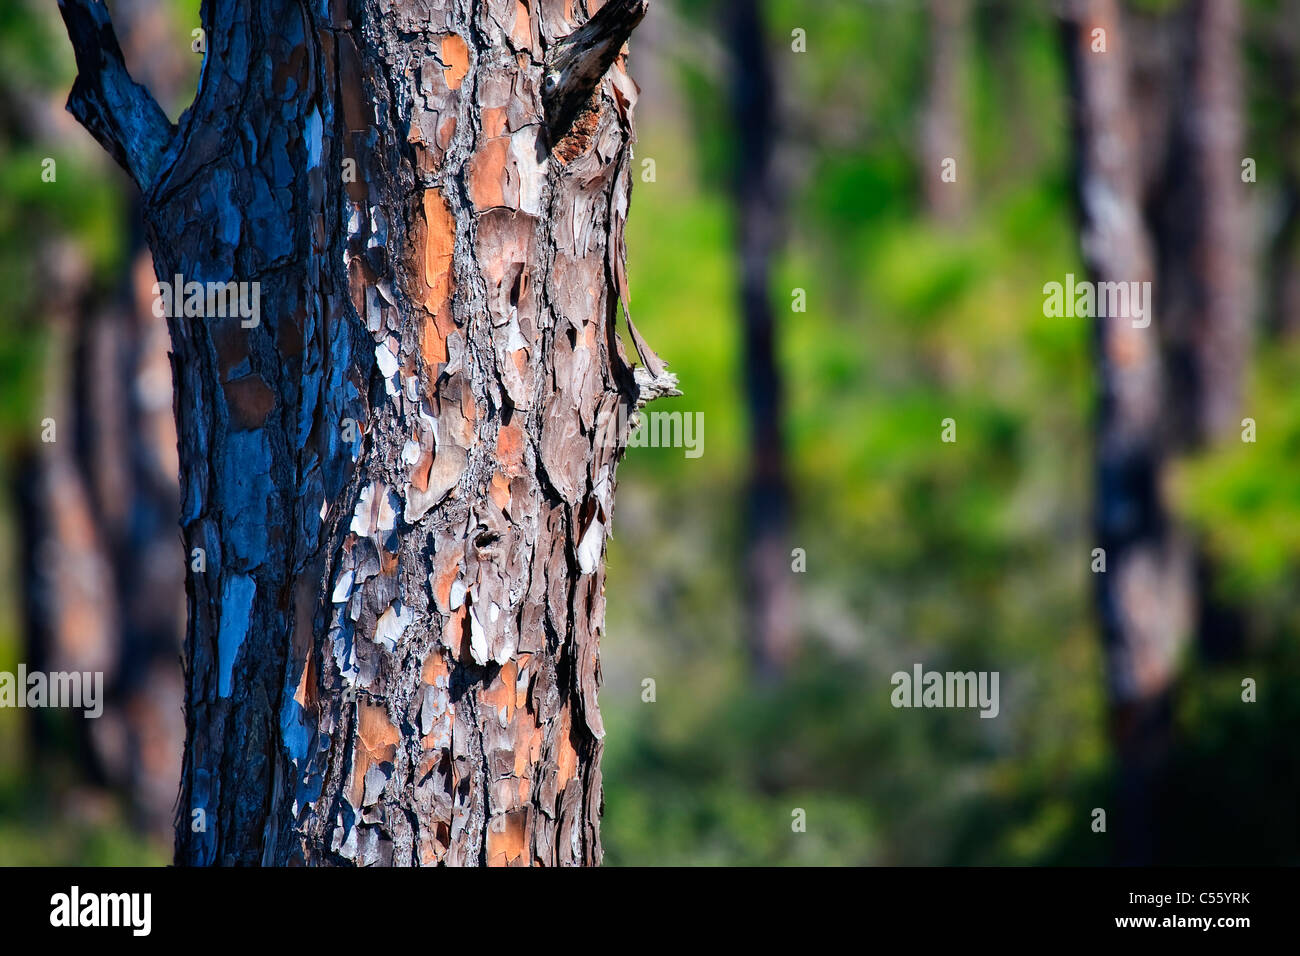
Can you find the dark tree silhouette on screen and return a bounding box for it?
[725,0,796,680]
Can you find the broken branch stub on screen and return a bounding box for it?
[543,0,649,144]
[56,0,175,190]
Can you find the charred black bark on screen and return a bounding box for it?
[56,0,175,189]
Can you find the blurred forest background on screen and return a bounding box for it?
[1,0,1299,865]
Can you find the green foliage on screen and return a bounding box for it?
[1176,346,1300,603]
[601,0,1116,865]
[601,0,1300,866]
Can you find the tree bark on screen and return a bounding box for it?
[1061,0,1193,864]
[60,0,663,866]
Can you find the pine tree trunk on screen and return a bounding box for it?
[1153,0,1249,448]
[60,0,662,866]
[1061,0,1193,864]
[5,0,187,837]
[20,240,186,838]
[1265,0,1300,339]
[1150,0,1250,662]
[920,0,970,223]
[725,0,796,680]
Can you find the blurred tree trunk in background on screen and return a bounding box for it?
[1061,0,1193,865]
[1066,0,1253,862]
[17,243,185,839]
[1152,0,1249,450]
[13,0,186,840]
[61,0,660,865]
[920,0,970,223]
[1262,0,1300,339]
[1128,0,1251,661]
[14,239,121,793]
[726,0,796,680]
[1150,0,1250,663]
